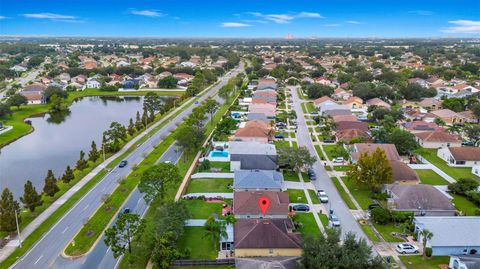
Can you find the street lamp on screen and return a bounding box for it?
[15,209,22,248]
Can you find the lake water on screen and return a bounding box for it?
[0,96,168,198]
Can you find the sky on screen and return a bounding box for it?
[0,0,479,38]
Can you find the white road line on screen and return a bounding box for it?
[82,204,89,211]
[33,255,43,265]
[61,226,69,234]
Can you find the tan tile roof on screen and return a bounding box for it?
[332,115,358,123]
[335,121,369,132]
[431,109,459,118]
[313,96,336,106]
[415,130,461,143]
[390,161,419,182]
[353,143,401,161]
[448,147,480,161]
[234,191,289,215]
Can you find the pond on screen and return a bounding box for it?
[0,95,170,198]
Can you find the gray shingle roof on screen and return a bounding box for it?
[414,216,480,247]
[229,141,277,155]
[233,170,284,190]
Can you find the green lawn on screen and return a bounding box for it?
[333,165,349,171]
[331,177,356,209]
[358,221,380,242]
[184,199,225,219]
[288,189,308,204]
[319,213,329,228]
[416,169,450,185]
[274,140,290,150]
[186,178,233,193]
[322,144,337,160]
[373,223,407,243]
[178,227,217,260]
[294,213,320,236]
[314,145,327,161]
[283,170,300,182]
[416,148,478,180]
[198,161,230,172]
[400,255,450,269]
[341,177,373,210]
[308,189,320,204]
[305,102,317,114]
[451,193,480,216]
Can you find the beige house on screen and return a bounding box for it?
[431,109,465,125]
[437,147,480,167]
[343,96,364,110]
[414,130,462,148]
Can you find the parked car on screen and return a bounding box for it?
[308,168,316,180]
[317,190,329,203]
[329,214,341,227]
[118,160,128,168]
[462,141,475,146]
[333,157,345,163]
[323,139,335,143]
[274,134,285,139]
[276,122,286,127]
[292,204,310,212]
[396,243,419,254]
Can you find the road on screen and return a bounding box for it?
[1,67,42,100]
[289,86,367,240]
[10,63,243,269]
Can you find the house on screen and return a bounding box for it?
[233,170,284,191]
[20,91,45,105]
[23,83,46,93]
[343,96,364,110]
[246,113,270,123]
[437,147,480,167]
[403,110,437,122]
[400,100,421,110]
[248,103,276,118]
[332,87,352,100]
[385,184,456,216]
[122,79,139,89]
[431,109,465,125]
[473,164,480,178]
[408,78,428,88]
[319,103,350,116]
[71,75,87,85]
[366,98,391,109]
[82,60,97,70]
[116,60,130,67]
[10,65,28,72]
[230,141,277,171]
[449,255,480,269]
[313,96,337,109]
[332,115,358,123]
[419,98,442,110]
[458,111,479,124]
[334,121,370,142]
[84,78,101,89]
[233,120,272,143]
[402,121,441,134]
[413,216,480,256]
[234,219,302,257]
[234,191,289,219]
[414,130,462,149]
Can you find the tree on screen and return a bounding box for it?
[127,118,135,136]
[49,94,68,112]
[88,140,100,163]
[301,229,386,269]
[464,125,480,144]
[157,76,178,89]
[278,146,316,173]
[0,103,12,118]
[143,92,163,114]
[61,165,75,183]
[448,177,479,195]
[103,122,127,152]
[43,169,59,197]
[442,97,465,112]
[20,180,43,212]
[76,150,88,171]
[386,128,418,155]
[150,232,181,269]
[135,111,144,131]
[104,213,145,258]
[175,125,205,157]
[7,94,27,109]
[434,117,446,126]
[203,216,227,252]
[44,85,68,100]
[139,163,181,202]
[204,98,219,125]
[347,148,393,192]
[471,103,480,123]
[0,188,20,232]
[420,229,434,259]
[304,84,334,99]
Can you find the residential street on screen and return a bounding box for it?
[9,64,243,269]
[289,86,368,240]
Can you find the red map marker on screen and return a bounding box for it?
[258,196,271,217]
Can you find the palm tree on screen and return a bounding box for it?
[204,216,227,252]
[420,229,434,259]
[448,124,461,134]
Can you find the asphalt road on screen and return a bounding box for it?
[289,86,368,241]
[11,64,243,269]
[1,67,42,101]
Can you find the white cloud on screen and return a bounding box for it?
[248,11,322,24]
[409,10,433,16]
[297,12,323,18]
[221,22,251,28]
[441,20,480,34]
[345,20,361,24]
[129,10,163,17]
[0,16,7,20]
[22,13,82,22]
[324,24,341,27]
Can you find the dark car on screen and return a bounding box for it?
[119,160,128,168]
[292,204,310,212]
[308,168,316,180]
[122,208,131,214]
[462,141,475,146]
[274,134,285,139]
[323,139,335,143]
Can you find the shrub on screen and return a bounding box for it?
[199,159,211,171]
[425,247,432,257]
[391,211,414,223]
[448,178,479,195]
[371,207,392,224]
[371,192,389,201]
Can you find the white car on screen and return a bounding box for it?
[317,190,329,203]
[396,243,419,254]
[333,157,345,163]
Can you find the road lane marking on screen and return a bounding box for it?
[34,255,43,265]
[61,226,69,234]
[82,204,89,211]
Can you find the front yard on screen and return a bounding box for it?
[186,178,233,193]
[294,212,320,236]
[399,255,449,269]
[288,189,308,204]
[341,177,373,210]
[372,222,407,243]
[415,169,450,185]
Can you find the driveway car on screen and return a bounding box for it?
[333,157,344,163]
[118,160,128,168]
[317,190,329,203]
[396,243,419,254]
[292,204,310,212]
[329,214,340,227]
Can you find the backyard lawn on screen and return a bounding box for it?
[451,193,480,216]
[373,222,407,243]
[416,148,477,180]
[184,199,225,219]
[341,177,373,210]
[416,169,450,185]
[198,161,230,172]
[294,213,320,236]
[288,189,308,204]
[400,255,450,269]
[331,177,356,209]
[177,227,217,260]
[186,178,233,193]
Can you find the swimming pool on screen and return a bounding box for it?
[209,150,229,158]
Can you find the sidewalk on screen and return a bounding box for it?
[409,157,456,183]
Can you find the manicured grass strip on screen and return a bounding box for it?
[415,169,450,185]
[318,213,329,228]
[358,221,380,242]
[451,193,480,216]
[399,255,449,269]
[177,227,217,260]
[295,213,320,236]
[288,189,308,204]
[308,190,320,204]
[331,177,356,210]
[341,176,373,210]
[372,223,407,243]
[186,178,233,193]
[314,145,327,161]
[415,148,478,180]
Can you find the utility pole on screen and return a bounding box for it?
[102,143,106,162]
[15,210,22,248]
